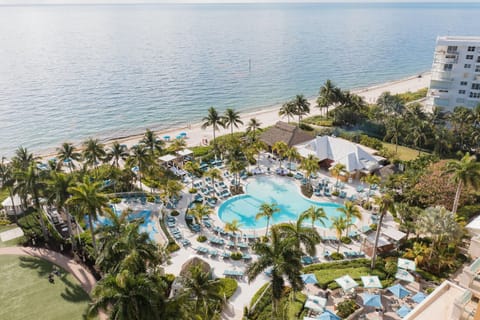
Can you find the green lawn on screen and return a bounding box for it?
[0,255,91,320]
[382,142,429,161]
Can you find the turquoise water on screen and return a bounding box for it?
[218,176,345,229]
[89,208,159,241]
[1,3,480,156]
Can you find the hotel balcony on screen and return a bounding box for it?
[431,97,450,108]
[434,52,459,64]
[431,70,454,82]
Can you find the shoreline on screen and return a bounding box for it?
[35,71,431,160]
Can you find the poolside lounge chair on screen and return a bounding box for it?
[210,249,219,257]
[294,172,304,180]
[242,254,252,261]
[356,185,365,192]
[339,191,347,198]
[301,256,314,265]
[221,252,231,259]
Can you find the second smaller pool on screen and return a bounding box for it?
[218,176,348,229]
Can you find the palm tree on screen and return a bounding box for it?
[228,159,245,193]
[182,265,224,318]
[0,159,18,221]
[164,180,183,206]
[361,174,380,207]
[272,141,288,168]
[201,107,225,150]
[384,118,404,154]
[246,118,262,142]
[168,138,187,154]
[317,80,338,118]
[45,172,76,248]
[277,217,321,256]
[57,142,81,172]
[406,120,428,155]
[141,128,164,157]
[82,138,106,170]
[256,202,280,238]
[293,94,310,124]
[444,152,480,215]
[12,146,36,171]
[88,268,168,320]
[189,203,212,225]
[246,226,303,317]
[370,193,395,270]
[279,101,296,123]
[67,177,111,252]
[330,163,346,186]
[126,144,153,190]
[184,161,199,189]
[330,216,348,252]
[224,219,242,249]
[284,147,300,172]
[336,201,362,236]
[300,206,327,230]
[15,165,49,241]
[205,168,222,190]
[107,142,129,168]
[222,108,243,136]
[300,154,320,189]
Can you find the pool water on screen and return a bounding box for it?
[88,208,159,241]
[218,176,346,229]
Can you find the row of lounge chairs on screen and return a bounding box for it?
[223,270,244,279]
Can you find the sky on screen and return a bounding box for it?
[0,0,476,4]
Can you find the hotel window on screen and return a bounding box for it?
[465,64,472,69]
[477,57,480,63]
[468,46,476,52]
[447,46,458,53]
[461,81,468,86]
[444,64,453,71]
[476,65,480,73]
[469,92,480,98]
[459,90,466,94]
[471,83,480,90]
[466,55,474,60]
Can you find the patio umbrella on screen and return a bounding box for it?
[335,275,358,292]
[411,292,427,303]
[307,295,327,308]
[395,269,415,283]
[361,275,383,289]
[388,284,411,298]
[301,273,318,285]
[396,305,412,318]
[360,293,383,308]
[317,310,341,320]
[398,258,416,271]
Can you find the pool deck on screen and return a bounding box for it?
[158,155,398,319]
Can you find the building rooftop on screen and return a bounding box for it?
[259,121,313,148]
[436,35,480,45]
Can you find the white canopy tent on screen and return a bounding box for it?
[361,275,383,289]
[295,136,381,173]
[1,194,23,215]
[398,258,416,271]
[159,154,177,163]
[177,149,193,157]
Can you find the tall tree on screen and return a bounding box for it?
[284,147,300,172]
[205,168,222,190]
[330,216,348,252]
[384,117,404,154]
[67,177,110,252]
[246,118,262,142]
[188,203,212,225]
[57,142,81,172]
[246,226,303,317]
[277,217,321,256]
[300,154,320,189]
[444,152,480,215]
[0,159,18,221]
[127,144,153,190]
[293,94,310,124]
[141,129,165,157]
[279,101,296,123]
[370,193,395,270]
[361,174,380,207]
[271,141,288,168]
[82,138,106,171]
[201,107,225,150]
[224,219,242,249]
[336,201,362,236]
[12,146,36,171]
[107,142,129,168]
[300,206,327,230]
[256,202,280,238]
[222,108,243,136]
[317,80,338,118]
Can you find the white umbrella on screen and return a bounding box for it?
[361,275,383,289]
[395,269,415,283]
[335,275,358,292]
[304,300,324,313]
[398,258,416,271]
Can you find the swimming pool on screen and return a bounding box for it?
[88,208,159,241]
[218,176,346,229]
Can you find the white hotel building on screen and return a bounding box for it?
[426,36,480,111]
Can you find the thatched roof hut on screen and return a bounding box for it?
[259,121,313,148]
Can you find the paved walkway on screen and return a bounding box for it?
[0,246,107,320]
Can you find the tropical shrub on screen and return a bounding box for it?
[191,146,212,157]
[330,252,345,260]
[336,299,359,318]
[189,188,197,194]
[359,134,383,150]
[230,252,243,260]
[219,278,238,299]
[110,197,122,204]
[166,241,180,252]
[340,236,352,244]
[197,235,207,242]
[171,210,180,216]
[299,123,314,131]
[147,196,155,203]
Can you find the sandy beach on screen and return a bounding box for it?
[40,72,430,159]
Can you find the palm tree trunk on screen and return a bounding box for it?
[88,213,97,253]
[265,218,270,238]
[452,181,462,215]
[65,207,76,250]
[370,212,385,270]
[34,196,49,242]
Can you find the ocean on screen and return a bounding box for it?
[1,3,479,157]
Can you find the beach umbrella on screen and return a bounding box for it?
[396,305,412,318]
[335,275,358,292]
[387,284,411,298]
[398,258,416,271]
[361,275,383,289]
[395,269,415,283]
[317,310,341,320]
[360,293,383,308]
[411,292,427,303]
[301,273,318,285]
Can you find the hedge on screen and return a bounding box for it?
[219,278,238,299]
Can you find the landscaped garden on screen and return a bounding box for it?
[0,255,91,320]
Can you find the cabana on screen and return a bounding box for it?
[259,121,313,149]
[387,284,411,298]
[361,275,383,289]
[301,273,318,285]
[360,293,383,308]
[335,275,358,292]
[1,194,23,216]
[177,148,193,161]
[159,154,178,168]
[361,233,394,257]
[395,269,416,283]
